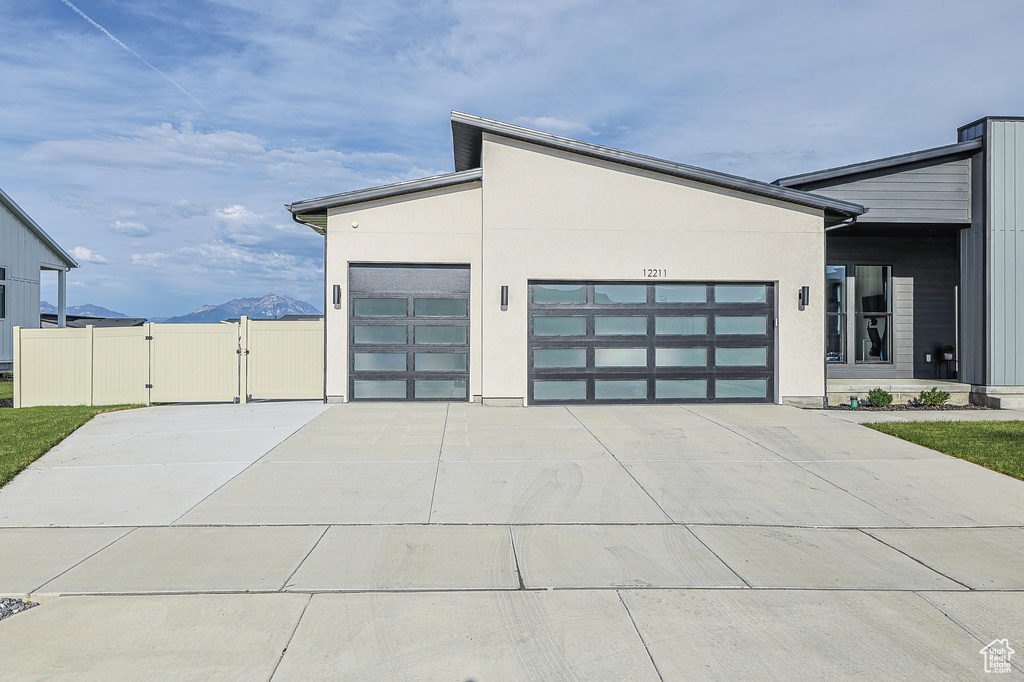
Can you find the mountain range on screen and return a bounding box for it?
[161,293,321,323]
[40,302,128,318]
[41,293,321,323]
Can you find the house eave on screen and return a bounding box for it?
[775,138,983,189]
[0,186,78,269]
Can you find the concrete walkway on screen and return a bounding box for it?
[1,402,1023,680]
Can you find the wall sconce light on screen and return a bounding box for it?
[798,286,810,310]
[333,284,342,306]
[500,285,509,311]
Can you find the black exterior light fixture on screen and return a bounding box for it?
[798,286,810,311]
[500,285,509,311]
[333,284,343,306]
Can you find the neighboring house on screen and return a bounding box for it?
[777,117,1024,408]
[0,187,78,372]
[39,314,146,329]
[288,112,864,406]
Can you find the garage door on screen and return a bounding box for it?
[528,281,774,404]
[349,264,470,401]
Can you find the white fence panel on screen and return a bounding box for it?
[92,326,151,406]
[149,323,240,403]
[13,319,325,406]
[246,319,324,400]
[15,327,91,407]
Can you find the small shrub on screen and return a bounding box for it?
[867,388,893,408]
[919,387,951,407]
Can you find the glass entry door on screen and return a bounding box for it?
[348,264,470,401]
[854,265,891,363]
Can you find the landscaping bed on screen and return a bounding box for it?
[828,403,987,411]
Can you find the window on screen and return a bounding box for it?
[854,266,892,363]
[825,266,846,362]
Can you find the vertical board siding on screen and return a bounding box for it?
[807,159,971,224]
[959,150,986,384]
[827,234,958,380]
[987,121,1024,385]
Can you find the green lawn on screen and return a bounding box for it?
[0,381,11,401]
[868,420,1024,481]
[0,399,139,488]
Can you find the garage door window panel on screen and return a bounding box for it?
[349,264,470,401]
[528,281,774,404]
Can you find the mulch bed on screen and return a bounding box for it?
[828,403,988,411]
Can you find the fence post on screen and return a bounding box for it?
[12,325,20,409]
[146,322,153,407]
[239,316,249,404]
[87,324,95,407]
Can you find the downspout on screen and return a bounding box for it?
[291,212,328,404]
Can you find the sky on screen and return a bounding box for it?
[2,0,1024,318]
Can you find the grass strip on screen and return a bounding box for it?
[867,420,1024,481]
[0,403,139,488]
[0,381,12,401]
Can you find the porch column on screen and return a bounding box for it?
[57,268,67,328]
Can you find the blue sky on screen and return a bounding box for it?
[3,0,1024,317]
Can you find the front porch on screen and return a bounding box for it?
[826,378,972,407]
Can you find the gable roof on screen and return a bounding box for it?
[774,138,982,189]
[0,186,78,269]
[450,111,865,224]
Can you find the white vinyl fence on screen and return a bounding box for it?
[12,317,323,407]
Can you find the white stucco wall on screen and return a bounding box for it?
[478,135,827,404]
[324,183,483,400]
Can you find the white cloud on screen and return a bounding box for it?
[110,220,152,237]
[515,116,595,137]
[216,204,258,220]
[71,246,110,264]
[131,251,169,267]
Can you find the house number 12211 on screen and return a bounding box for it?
[643,269,667,277]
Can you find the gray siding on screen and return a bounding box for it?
[960,149,986,384]
[827,233,959,380]
[808,159,971,224]
[0,201,64,365]
[987,120,1024,385]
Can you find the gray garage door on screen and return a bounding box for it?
[349,264,470,401]
[528,281,775,404]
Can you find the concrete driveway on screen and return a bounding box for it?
[1,402,1023,680]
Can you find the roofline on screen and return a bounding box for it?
[287,169,483,214]
[958,115,1024,135]
[0,186,78,269]
[774,138,982,188]
[450,111,865,221]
